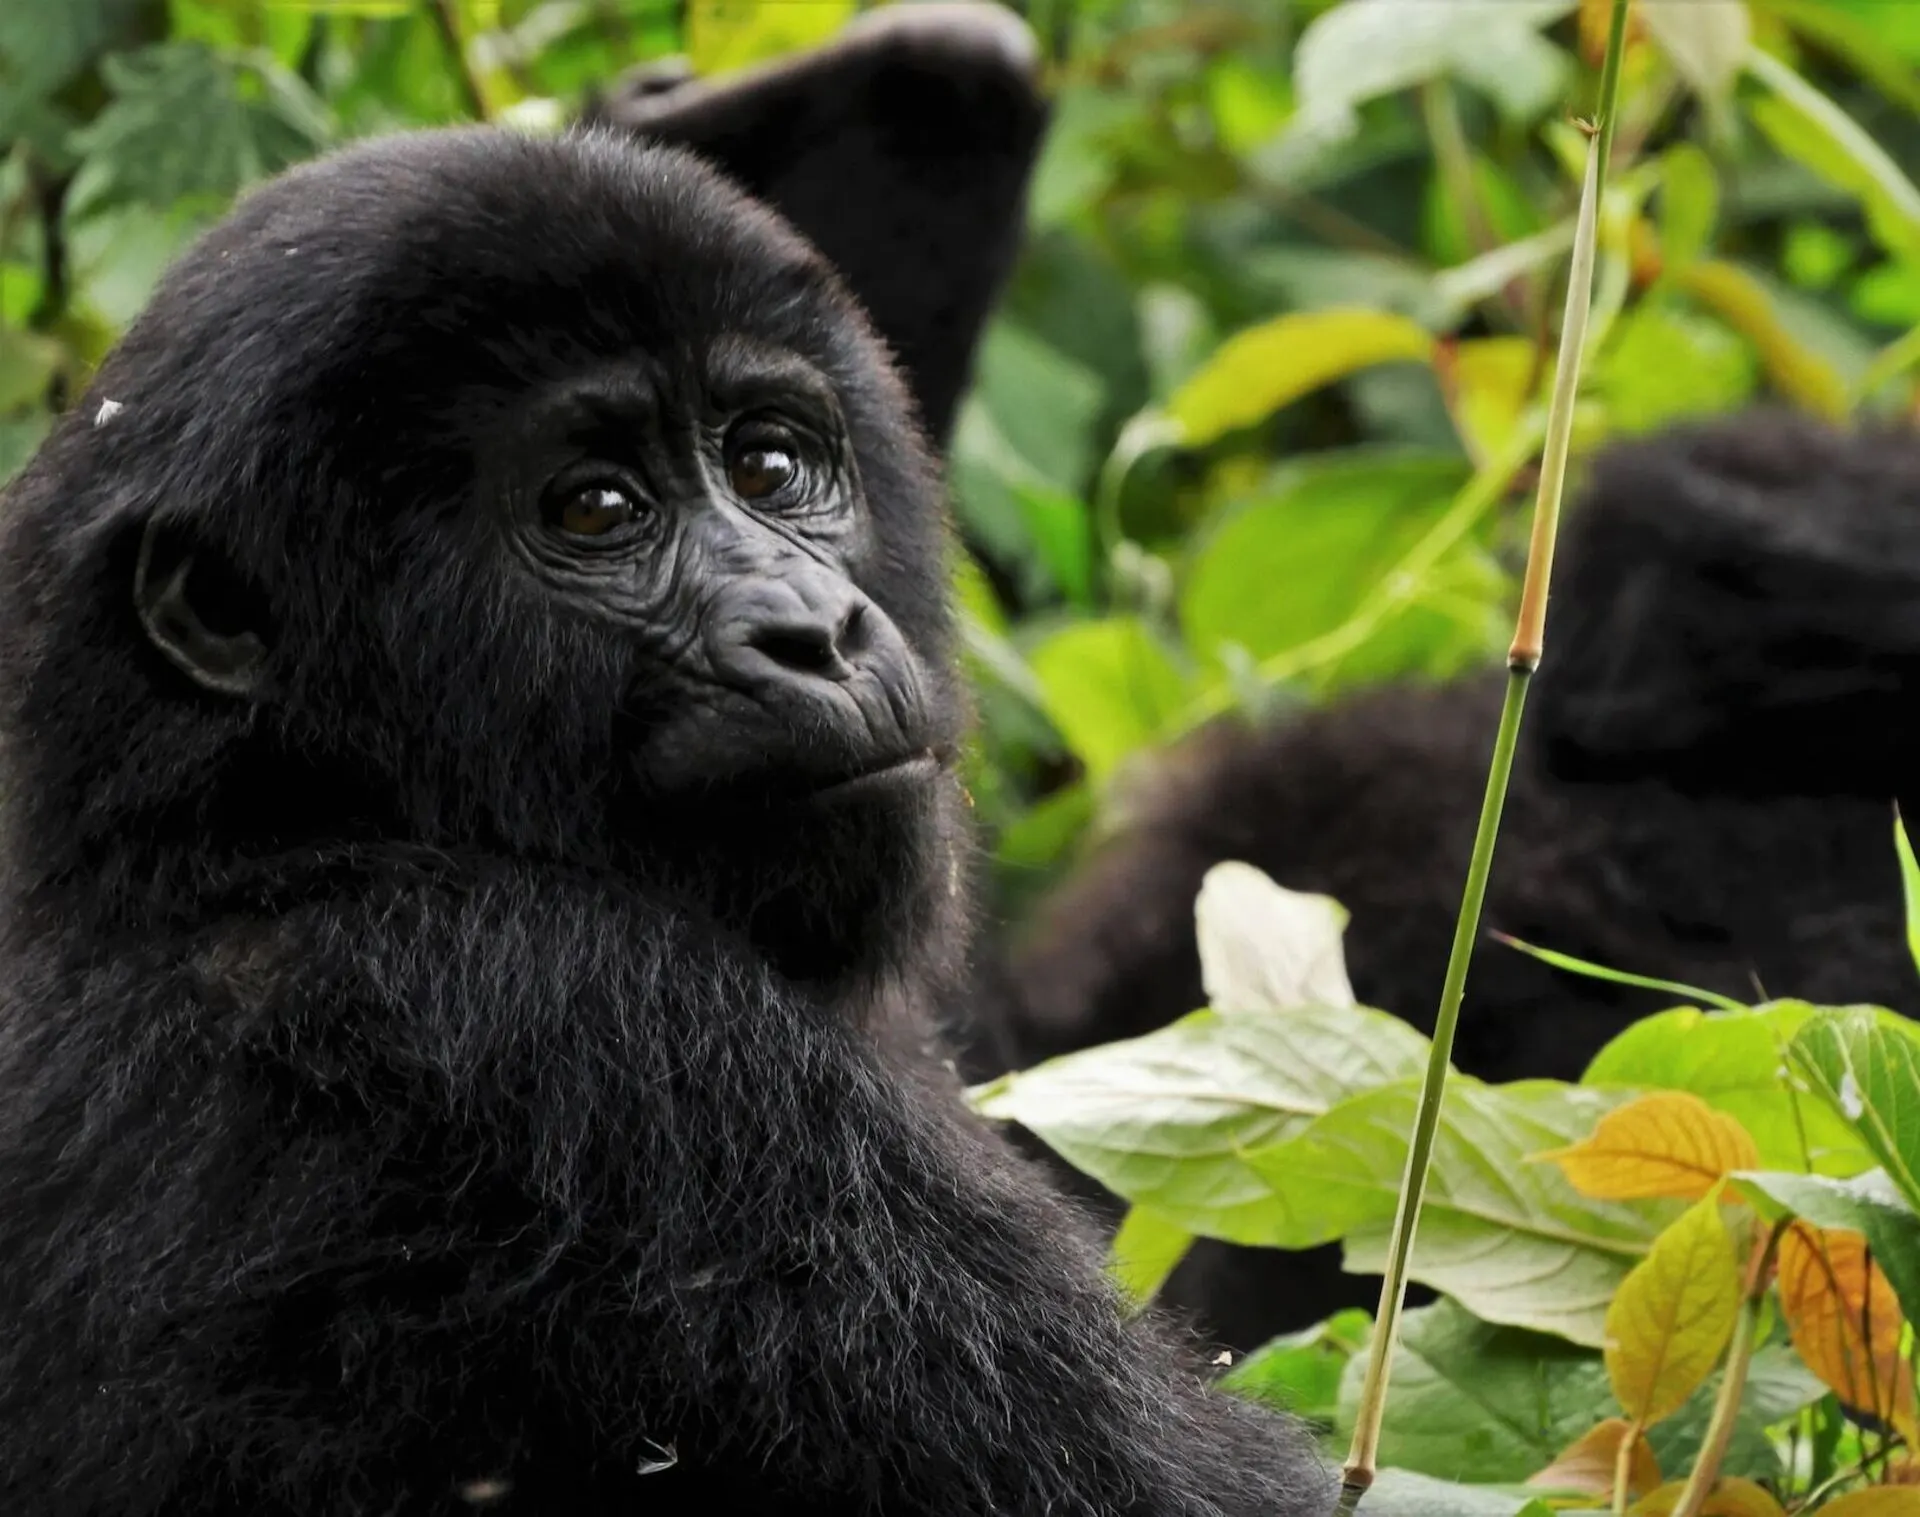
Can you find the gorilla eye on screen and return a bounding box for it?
[725,425,802,502]
[548,484,641,539]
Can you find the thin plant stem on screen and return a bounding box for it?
[1611,1422,1642,1515]
[1671,1223,1785,1517]
[1335,5,1632,1507]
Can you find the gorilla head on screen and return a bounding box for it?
[2,128,966,979]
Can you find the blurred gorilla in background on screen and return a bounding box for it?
[978,411,1920,1351]
[591,0,1050,447]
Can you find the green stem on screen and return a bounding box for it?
[1334,665,1530,1512]
[1593,0,1630,209]
[1335,7,1632,1508]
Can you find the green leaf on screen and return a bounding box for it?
[1789,1008,1920,1211]
[0,0,149,95]
[1359,1469,1557,1517]
[1025,617,1189,783]
[1224,1307,1370,1423]
[1897,810,1920,981]
[1643,1343,1825,1483]
[1337,1299,1609,1484]
[1596,305,1757,434]
[71,43,332,213]
[0,327,63,412]
[1164,309,1435,448]
[1105,1205,1193,1307]
[971,1004,1430,1245]
[1583,1003,1873,1176]
[685,0,855,76]
[1658,144,1720,274]
[1746,48,1920,263]
[1179,450,1499,692]
[1737,1168,1920,1323]
[1249,1081,1671,1345]
[0,413,52,490]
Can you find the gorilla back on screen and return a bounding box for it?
[0,131,1330,1516]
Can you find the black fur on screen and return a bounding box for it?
[980,411,1920,1351]
[0,130,1332,1515]
[587,0,1048,446]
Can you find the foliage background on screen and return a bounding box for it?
[4,0,1920,927]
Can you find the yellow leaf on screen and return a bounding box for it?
[1606,1190,1741,1426]
[1820,1492,1920,1516]
[1439,336,1537,466]
[1164,309,1434,448]
[1678,261,1849,420]
[1528,1417,1660,1500]
[1630,1476,1786,1516]
[1541,1091,1760,1201]
[1778,1224,1918,1441]
[687,0,855,76]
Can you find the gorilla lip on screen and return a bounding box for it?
[812,746,944,800]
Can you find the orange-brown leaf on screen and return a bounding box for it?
[1528,1417,1661,1500]
[1629,1476,1786,1515]
[1819,1490,1920,1515]
[1778,1224,1918,1441]
[1542,1091,1760,1202]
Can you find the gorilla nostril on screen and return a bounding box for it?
[751,622,841,676]
[838,602,870,658]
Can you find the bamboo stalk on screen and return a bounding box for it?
[1333,5,1632,1507]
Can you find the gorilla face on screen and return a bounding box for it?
[0,128,966,969]
[490,337,939,800]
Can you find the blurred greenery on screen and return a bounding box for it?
[5,0,1920,927]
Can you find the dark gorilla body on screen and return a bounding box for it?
[981,412,1920,1352]
[0,133,1332,1516]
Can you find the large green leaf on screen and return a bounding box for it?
[1789,1008,1920,1211]
[1324,1302,1819,1488]
[1179,451,1501,692]
[1025,617,1189,783]
[1596,306,1757,434]
[1223,1307,1371,1425]
[1583,1003,1872,1176]
[1337,1300,1607,1484]
[971,1003,1429,1244]
[1249,1081,1672,1345]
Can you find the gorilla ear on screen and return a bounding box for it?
[134,517,269,697]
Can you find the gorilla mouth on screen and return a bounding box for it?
[811,746,947,801]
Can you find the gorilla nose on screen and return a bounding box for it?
[712,571,882,689]
[748,600,867,681]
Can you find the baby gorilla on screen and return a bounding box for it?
[0,131,1332,1516]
